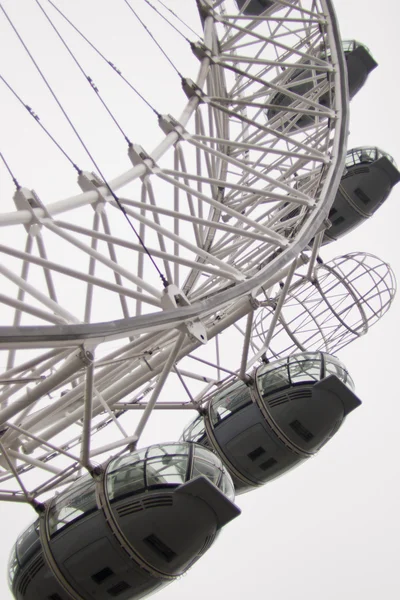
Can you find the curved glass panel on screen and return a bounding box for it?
[376,147,397,166]
[322,40,370,59]
[48,474,97,537]
[145,456,188,487]
[341,39,357,53]
[16,519,40,566]
[8,545,18,588]
[193,446,235,501]
[345,147,378,168]
[181,414,207,443]
[106,443,235,501]
[289,355,322,384]
[107,456,146,501]
[193,445,221,464]
[107,443,191,501]
[323,354,355,390]
[345,147,397,169]
[256,353,324,399]
[146,443,189,459]
[342,40,372,54]
[209,380,253,426]
[192,456,221,487]
[256,358,290,398]
[219,468,236,501]
[107,443,236,503]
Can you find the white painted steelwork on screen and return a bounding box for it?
[0,0,348,502]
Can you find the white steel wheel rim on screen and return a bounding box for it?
[0,0,348,501]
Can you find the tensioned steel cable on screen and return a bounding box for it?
[154,0,201,40]
[0,2,169,287]
[35,0,131,145]
[123,0,184,79]
[0,151,21,189]
[46,0,161,118]
[0,74,82,173]
[0,3,89,173]
[143,0,192,43]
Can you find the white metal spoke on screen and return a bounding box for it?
[0,0,349,500]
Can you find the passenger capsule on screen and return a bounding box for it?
[325,147,400,243]
[267,40,377,128]
[182,353,361,494]
[9,443,239,600]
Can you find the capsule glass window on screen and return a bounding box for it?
[7,545,18,588]
[107,443,235,503]
[256,358,291,397]
[48,473,97,537]
[16,519,40,564]
[192,446,222,486]
[192,446,235,501]
[324,355,355,390]
[288,354,322,384]
[209,379,253,426]
[181,414,207,443]
[256,353,326,399]
[376,147,397,166]
[341,39,357,53]
[145,456,189,487]
[107,457,146,500]
[323,39,358,58]
[107,444,190,501]
[345,147,378,168]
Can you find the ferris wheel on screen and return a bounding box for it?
[0,1,397,599]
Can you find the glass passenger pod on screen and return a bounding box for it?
[182,352,361,494]
[266,39,377,128]
[9,443,239,600]
[324,146,400,243]
[48,472,98,537]
[104,442,239,578]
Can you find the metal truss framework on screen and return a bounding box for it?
[0,0,349,503]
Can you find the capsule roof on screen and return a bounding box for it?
[255,351,355,396]
[342,40,372,54]
[322,40,373,56]
[106,442,235,502]
[345,146,397,169]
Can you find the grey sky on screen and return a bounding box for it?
[0,1,399,599]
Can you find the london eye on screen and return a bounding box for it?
[0,1,399,599]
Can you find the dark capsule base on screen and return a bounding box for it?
[325,155,400,243]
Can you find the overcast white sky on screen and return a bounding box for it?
[1,1,399,599]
